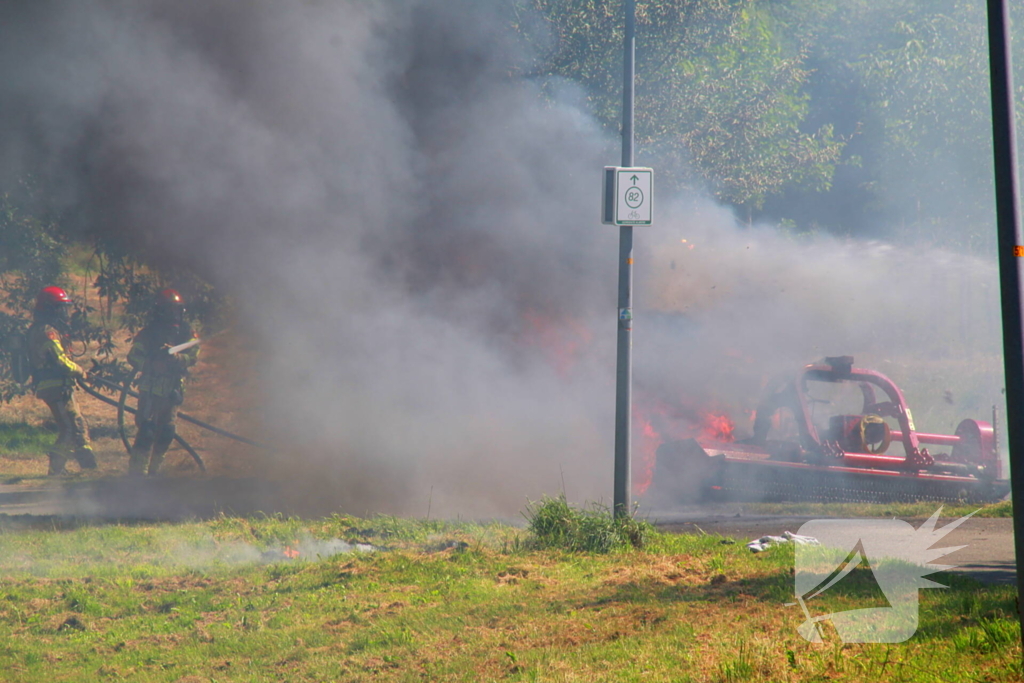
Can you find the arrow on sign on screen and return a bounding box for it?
[630,175,639,184]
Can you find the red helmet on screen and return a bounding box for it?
[154,288,186,324]
[35,286,72,312]
[156,289,185,308]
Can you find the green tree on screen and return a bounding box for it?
[854,1,996,250]
[766,0,1024,250]
[0,179,66,309]
[518,0,844,211]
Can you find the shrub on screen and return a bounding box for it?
[524,495,653,553]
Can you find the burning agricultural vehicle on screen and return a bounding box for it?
[646,357,1009,505]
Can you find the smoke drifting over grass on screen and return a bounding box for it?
[0,528,372,577]
[0,1,1004,516]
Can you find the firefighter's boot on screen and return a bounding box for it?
[47,451,67,476]
[148,424,175,476]
[147,453,165,476]
[128,449,149,476]
[130,423,155,476]
[128,442,150,475]
[73,446,97,470]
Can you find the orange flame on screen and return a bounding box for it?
[632,396,740,495]
[702,412,735,442]
[633,408,663,495]
[522,309,593,378]
[283,543,300,559]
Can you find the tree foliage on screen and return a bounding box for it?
[518,0,844,209]
[0,180,66,310]
[853,2,996,248]
[765,0,1024,249]
[520,0,1024,246]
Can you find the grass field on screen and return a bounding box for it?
[0,420,60,460]
[0,512,1018,682]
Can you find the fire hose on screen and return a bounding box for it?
[87,375,269,449]
[116,377,131,456]
[79,374,272,472]
[77,378,207,473]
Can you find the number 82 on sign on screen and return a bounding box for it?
[602,166,653,226]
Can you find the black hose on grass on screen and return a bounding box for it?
[116,376,133,457]
[77,379,206,473]
[87,375,269,450]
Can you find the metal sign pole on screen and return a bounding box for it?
[985,0,1024,646]
[613,0,636,519]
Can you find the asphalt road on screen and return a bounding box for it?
[649,505,1016,584]
[0,476,286,523]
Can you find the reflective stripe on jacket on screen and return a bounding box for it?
[27,323,83,392]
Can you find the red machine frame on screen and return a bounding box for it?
[648,357,1008,504]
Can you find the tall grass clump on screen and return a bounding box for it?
[525,495,653,552]
[0,420,54,458]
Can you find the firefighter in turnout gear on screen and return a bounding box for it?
[27,286,97,475]
[126,289,200,476]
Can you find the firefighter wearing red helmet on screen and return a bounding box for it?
[126,289,200,475]
[27,286,97,475]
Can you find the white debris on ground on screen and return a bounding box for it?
[746,531,820,553]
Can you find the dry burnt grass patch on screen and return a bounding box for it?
[0,513,1019,682]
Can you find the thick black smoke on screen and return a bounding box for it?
[0,0,1006,515]
[0,0,625,515]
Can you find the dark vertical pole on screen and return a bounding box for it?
[986,0,1024,643]
[614,0,636,519]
